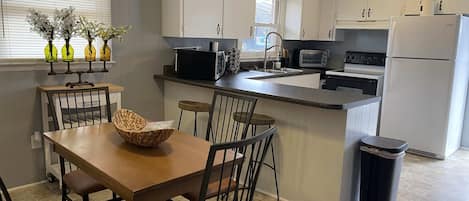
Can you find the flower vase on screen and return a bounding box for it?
[44,41,58,63]
[100,40,111,61]
[61,39,75,62]
[85,41,96,62]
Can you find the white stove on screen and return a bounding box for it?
[324,51,386,96]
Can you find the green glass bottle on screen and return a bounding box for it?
[44,41,58,63]
[62,39,75,62]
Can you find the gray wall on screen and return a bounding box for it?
[0,0,172,187]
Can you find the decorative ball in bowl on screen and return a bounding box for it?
[112,109,175,148]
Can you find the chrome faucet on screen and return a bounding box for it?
[263,31,284,72]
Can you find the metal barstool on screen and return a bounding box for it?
[233,112,280,201]
[177,100,210,137]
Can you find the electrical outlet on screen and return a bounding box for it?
[31,131,42,149]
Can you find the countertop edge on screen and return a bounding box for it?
[154,74,381,110]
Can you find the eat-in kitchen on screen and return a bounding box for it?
[0,0,469,201]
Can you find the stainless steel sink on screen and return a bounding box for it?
[256,68,304,74]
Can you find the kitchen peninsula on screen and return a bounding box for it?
[154,70,381,201]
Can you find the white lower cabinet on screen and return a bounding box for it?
[257,74,321,89]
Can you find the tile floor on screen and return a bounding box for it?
[7,150,469,201]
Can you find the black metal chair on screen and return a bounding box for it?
[0,177,12,201]
[205,91,258,144]
[46,87,119,201]
[195,127,277,201]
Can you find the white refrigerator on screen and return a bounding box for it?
[380,15,469,159]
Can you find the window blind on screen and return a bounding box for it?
[0,0,111,60]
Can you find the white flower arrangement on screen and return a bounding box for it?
[78,16,103,42]
[98,25,131,42]
[54,7,78,41]
[26,9,57,41]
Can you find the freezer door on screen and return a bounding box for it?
[380,58,454,157]
[387,15,460,60]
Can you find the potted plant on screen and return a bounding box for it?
[26,9,57,63]
[78,16,103,63]
[55,7,78,63]
[97,25,131,62]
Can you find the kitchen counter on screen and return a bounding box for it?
[155,68,380,201]
[154,70,380,110]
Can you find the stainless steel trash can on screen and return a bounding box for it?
[360,136,408,201]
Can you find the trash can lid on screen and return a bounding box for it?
[360,136,408,154]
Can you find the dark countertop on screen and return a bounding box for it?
[154,70,381,110]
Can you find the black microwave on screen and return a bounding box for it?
[176,49,226,81]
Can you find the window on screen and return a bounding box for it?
[0,0,111,62]
[241,0,280,59]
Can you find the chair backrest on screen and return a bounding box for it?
[205,91,257,144]
[199,127,277,201]
[46,87,112,131]
[0,177,12,201]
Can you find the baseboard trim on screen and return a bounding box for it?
[460,147,469,151]
[255,188,289,201]
[8,180,47,192]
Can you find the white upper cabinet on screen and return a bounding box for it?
[367,0,405,21]
[162,0,184,37]
[337,0,368,21]
[438,0,469,14]
[336,0,405,29]
[317,0,342,41]
[183,0,224,38]
[285,0,342,41]
[223,0,256,39]
[285,0,320,40]
[161,0,255,39]
[404,0,421,16]
[301,0,321,40]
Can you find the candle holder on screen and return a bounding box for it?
[47,61,109,88]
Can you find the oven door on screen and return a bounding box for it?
[323,75,378,96]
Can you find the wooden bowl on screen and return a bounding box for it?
[113,109,175,148]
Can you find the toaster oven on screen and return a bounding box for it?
[299,49,329,68]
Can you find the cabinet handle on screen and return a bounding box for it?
[439,0,443,11]
[328,29,332,39]
[249,26,254,37]
[368,8,371,18]
[362,8,366,18]
[217,24,221,35]
[302,29,306,38]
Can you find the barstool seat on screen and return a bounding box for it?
[233,112,276,125]
[232,112,280,201]
[178,100,210,113]
[178,100,210,137]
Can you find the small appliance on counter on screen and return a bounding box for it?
[323,51,386,96]
[176,49,226,81]
[173,46,201,72]
[298,49,329,68]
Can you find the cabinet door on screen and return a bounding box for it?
[317,0,336,41]
[440,0,469,14]
[367,0,404,21]
[162,0,183,37]
[337,0,367,21]
[183,0,223,38]
[223,0,256,39]
[404,0,420,16]
[301,0,320,40]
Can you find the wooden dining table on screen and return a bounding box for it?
[43,123,240,201]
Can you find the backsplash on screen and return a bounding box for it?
[284,30,389,69]
[164,37,237,51]
[163,30,388,70]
